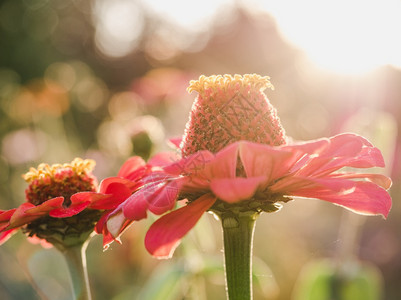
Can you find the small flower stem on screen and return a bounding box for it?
[221,213,258,300]
[62,241,92,300]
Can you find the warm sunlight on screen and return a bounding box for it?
[250,0,401,75]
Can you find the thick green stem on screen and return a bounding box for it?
[62,241,92,300]
[221,213,257,300]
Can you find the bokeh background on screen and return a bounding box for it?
[0,0,400,299]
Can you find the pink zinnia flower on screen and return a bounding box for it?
[105,74,392,259]
[0,158,138,250]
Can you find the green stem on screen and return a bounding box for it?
[62,241,92,300]
[221,213,258,300]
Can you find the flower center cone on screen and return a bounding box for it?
[180,74,287,156]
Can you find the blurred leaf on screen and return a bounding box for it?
[253,256,280,299]
[27,249,72,300]
[136,262,186,300]
[292,259,384,300]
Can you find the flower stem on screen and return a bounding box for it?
[221,213,258,300]
[62,241,92,300]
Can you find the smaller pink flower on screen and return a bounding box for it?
[98,152,180,249]
[0,158,139,249]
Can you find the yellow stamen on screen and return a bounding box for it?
[23,158,96,183]
[187,74,274,94]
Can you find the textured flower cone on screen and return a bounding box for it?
[181,74,287,156]
[23,159,101,250]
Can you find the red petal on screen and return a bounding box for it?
[122,185,155,221]
[104,209,134,247]
[290,181,392,218]
[117,156,147,179]
[0,209,16,231]
[9,198,64,228]
[70,192,120,210]
[145,194,216,258]
[210,176,267,203]
[99,177,139,194]
[0,228,19,245]
[49,195,90,218]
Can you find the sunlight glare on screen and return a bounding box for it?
[141,0,232,32]
[93,0,144,58]
[252,0,401,74]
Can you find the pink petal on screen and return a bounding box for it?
[148,179,186,215]
[320,133,365,158]
[346,146,385,168]
[290,181,392,218]
[296,134,385,177]
[270,176,356,194]
[210,176,267,203]
[168,137,182,149]
[239,142,296,181]
[121,189,151,221]
[145,194,216,258]
[328,173,392,190]
[148,151,181,167]
[122,177,185,220]
[26,235,53,248]
[205,142,239,178]
[117,156,147,179]
[163,150,214,176]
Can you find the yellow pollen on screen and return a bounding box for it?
[23,158,96,183]
[187,74,275,94]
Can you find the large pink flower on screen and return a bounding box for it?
[105,74,392,258]
[0,158,142,249]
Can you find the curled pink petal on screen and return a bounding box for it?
[106,209,133,244]
[239,142,296,181]
[210,176,267,203]
[145,194,216,258]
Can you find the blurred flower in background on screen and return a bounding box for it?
[0,0,400,299]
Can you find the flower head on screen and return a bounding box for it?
[181,74,286,156]
[105,74,392,259]
[0,158,137,250]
